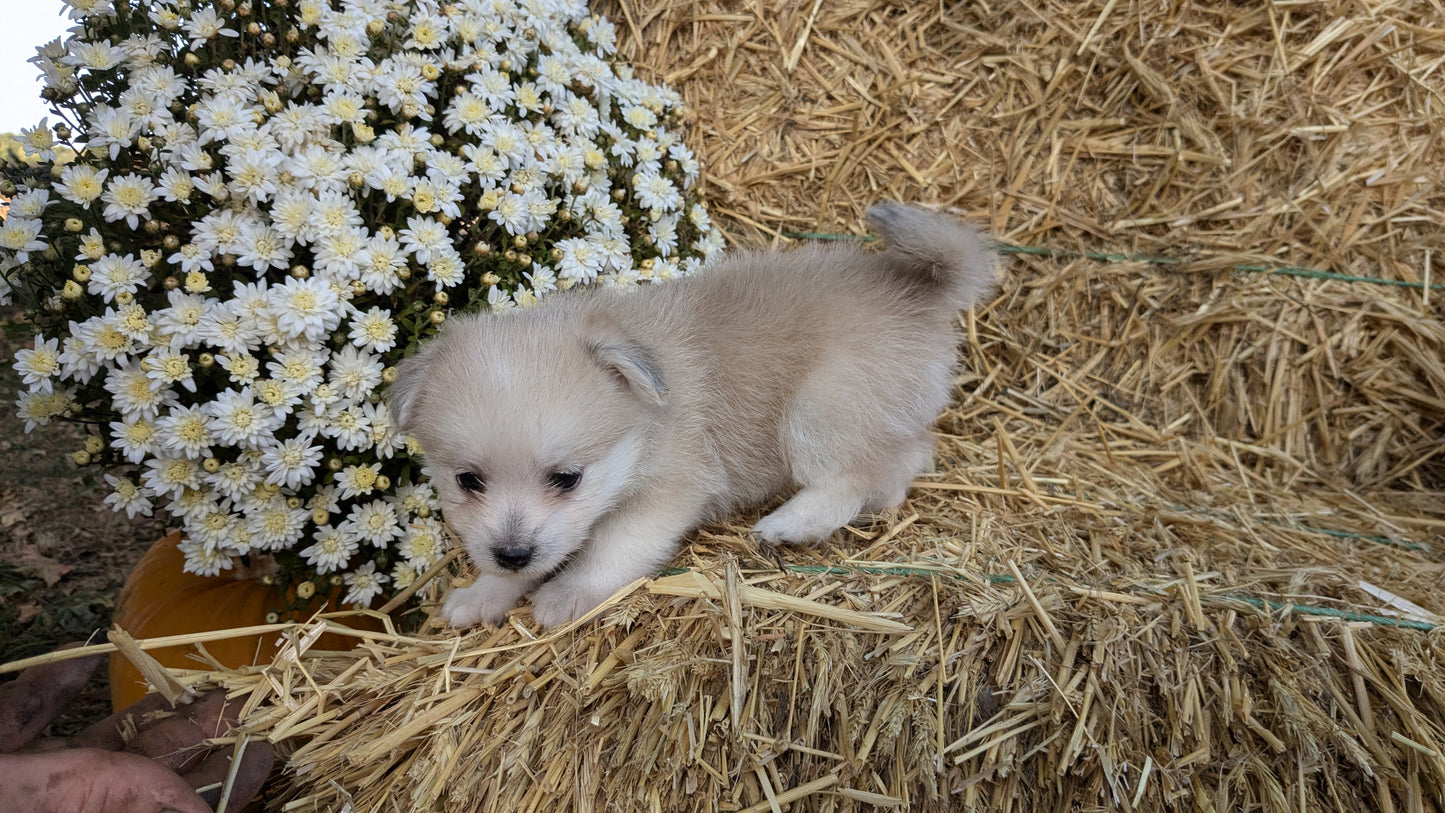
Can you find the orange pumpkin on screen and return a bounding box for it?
[109,532,385,710]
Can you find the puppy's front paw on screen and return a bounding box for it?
[529,578,617,628]
[440,578,525,628]
[752,509,835,545]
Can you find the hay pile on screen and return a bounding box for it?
[98,0,1445,810]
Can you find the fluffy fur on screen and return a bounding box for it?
[389,202,998,627]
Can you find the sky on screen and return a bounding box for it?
[1,3,75,136]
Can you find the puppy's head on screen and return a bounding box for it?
[389,308,665,578]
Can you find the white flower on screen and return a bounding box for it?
[246,498,310,551]
[157,404,215,458]
[103,474,153,518]
[13,336,61,393]
[234,222,295,273]
[301,525,358,574]
[322,402,373,451]
[142,455,204,499]
[180,537,234,576]
[398,215,449,264]
[204,387,282,447]
[328,345,384,401]
[145,348,197,393]
[336,462,381,500]
[0,218,47,264]
[183,7,240,51]
[208,454,263,501]
[153,289,208,349]
[56,165,110,206]
[348,307,398,352]
[270,276,343,341]
[87,253,149,303]
[105,361,173,420]
[15,388,75,432]
[261,436,325,490]
[336,563,384,606]
[110,416,161,463]
[399,516,446,567]
[100,173,158,230]
[341,499,403,547]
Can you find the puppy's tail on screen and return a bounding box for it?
[866,201,999,311]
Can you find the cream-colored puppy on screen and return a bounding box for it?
[389,202,997,628]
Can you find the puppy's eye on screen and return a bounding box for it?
[456,471,486,494]
[547,470,581,492]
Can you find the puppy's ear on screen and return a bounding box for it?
[588,340,667,406]
[387,343,435,431]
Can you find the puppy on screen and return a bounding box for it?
[389,202,997,628]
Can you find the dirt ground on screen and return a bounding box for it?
[0,304,161,732]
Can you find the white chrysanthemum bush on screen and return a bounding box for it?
[2,0,723,609]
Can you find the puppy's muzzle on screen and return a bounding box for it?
[492,543,536,571]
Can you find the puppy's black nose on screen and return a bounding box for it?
[493,544,535,571]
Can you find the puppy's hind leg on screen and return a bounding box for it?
[529,491,704,627]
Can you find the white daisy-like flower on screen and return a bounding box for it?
[145,348,197,393]
[342,563,393,606]
[182,7,240,51]
[204,387,282,447]
[0,218,47,265]
[301,525,358,574]
[153,290,208,349]
[322,401,373,451]
[75,310,138,364]
[328,345,385,401]
[110,416,161,463]
[234,222,295,273]
[208,456,262,502]
[398,215,448,264]
[55,164,110,206]
[246,498,310,551]
[341,499,402,546]
[270,276,343,341]
[105,361,172,420]
[143,455,205,499]
[157,404,215,458]
[336,461,381,500]
[179,537,234,577]
[348,307,398,352]
[103,474,153,518]
[398,516,446,567]
[213,349,261,383]
[425,247,466,288]
[87,253,149,303]
[261,436,324,489]
[14,335,62,393]
[15,389,75,432]
[100,173,159,230]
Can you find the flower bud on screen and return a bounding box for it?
[327,458,344,472]
[381,366,398,383]
[162,234,180,250]
[85,435,105,455]
[203,457,221,473]
[61,280,83,300]
[481,272,500,285]
[429,309,447,325]
[290,264,309,279]
[296,581,317,599]
[312,509,330,525]
[71,450,92,466]
[198,352,215,367]
[374,475,391,491]
[64,217,84,233]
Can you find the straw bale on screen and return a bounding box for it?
[69,0,1445,810]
